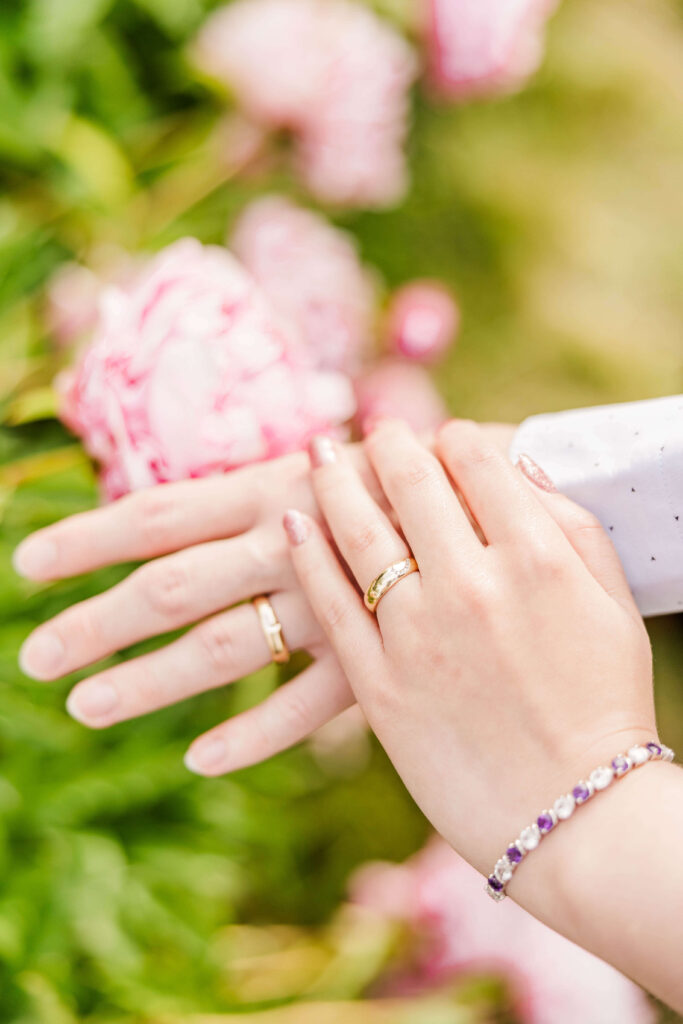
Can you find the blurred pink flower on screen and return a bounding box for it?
[351,839,654,1024]
[45,263,103,349]
[386,281,459,362]
[231,195,376,373]
[193,0,418,207]
[427,0,558,99]
[45,249,140,349]
[59,238,355,500]
[355,360,448,435]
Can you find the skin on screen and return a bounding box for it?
[283,418,683,1010]
[14,416,683,1003]
[14,424,513,772]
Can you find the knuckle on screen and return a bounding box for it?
[135,487,181,550]
[197,616,237,674]
[464,442,503,470]
[139,558,191,619]
[526,539,568,581]
[319,595,354,632]
[387,456,439,492]
[277,690,313,737]
[245,531,287,582]
[346,520,384,556]
[460,573,500,617]
[438,421,502,471]
[70,603,104,649]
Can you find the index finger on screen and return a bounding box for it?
[13,470,260,581]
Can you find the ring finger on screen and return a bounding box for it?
[64,590,317,728]
[19,527,293,681]
[308,436,418,621]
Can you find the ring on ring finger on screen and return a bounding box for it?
[253,595,291,664]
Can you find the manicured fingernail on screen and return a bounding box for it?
[516,454,558,494]
[283,509,310,547]
[184,738,226,775]
[13,537,58,578]
[19,630,65,680]
[308,435,336,468]
[66,681,119,724]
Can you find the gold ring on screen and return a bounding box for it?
[253,595,290,664]
[364,557,419,613]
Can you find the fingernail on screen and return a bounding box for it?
[516,454,558,494]
[184,738,226,776]
[19,630,65,680]
[66,681,119,724]
[283,509,310,547]
[308,435,337,468]
[13,537,58,579]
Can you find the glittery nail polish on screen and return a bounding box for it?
[283,509,310,546]
[516,453,557,494]
[308,435,336,468]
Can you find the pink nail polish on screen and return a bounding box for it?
[516,453,558,494]
[308,435,336,468]
[283,509,310,546]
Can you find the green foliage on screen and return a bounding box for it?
[0,0,682,1020]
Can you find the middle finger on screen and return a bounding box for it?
[19,527,292,681]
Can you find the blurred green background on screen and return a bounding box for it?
[1,0,682,1020]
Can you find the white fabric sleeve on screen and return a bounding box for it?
[509,395,683,617]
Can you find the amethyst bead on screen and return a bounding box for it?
[572,782,591,804]
[486,740,676,908]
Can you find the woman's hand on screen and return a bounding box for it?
[283,420,683,1008]
[285,418,656,872]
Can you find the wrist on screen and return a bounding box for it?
[509,757,683,1005]
[488,726,663,903]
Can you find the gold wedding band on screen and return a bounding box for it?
[364,557,419,613]
[253,595,291,664]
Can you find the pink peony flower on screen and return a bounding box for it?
[355,360,448,436]
[193,0,418,207]
[386,281,459,363]
[45,249,141,349]
[427,0,558,99]
[59,238,355,500]
[230,196,376,373]
[45,263,104,349]
[351,839,654,1024]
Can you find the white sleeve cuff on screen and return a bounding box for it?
[509,395,683,617]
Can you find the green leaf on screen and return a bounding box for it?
[23,0,115,66]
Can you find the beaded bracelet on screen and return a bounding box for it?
[485,740,675,902]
